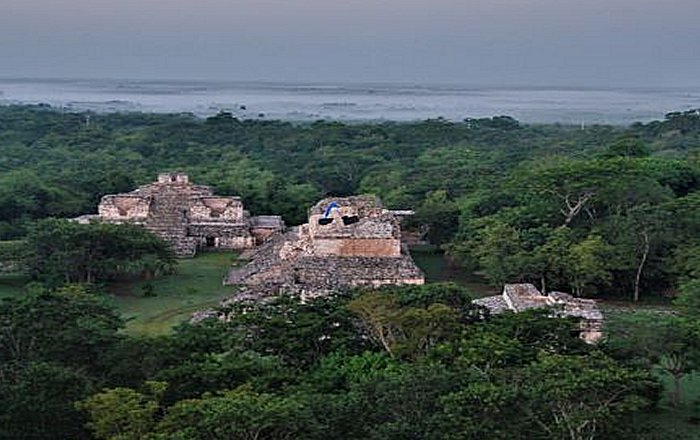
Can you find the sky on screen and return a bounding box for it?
[1,0,699,87]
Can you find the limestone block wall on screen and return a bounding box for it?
[191,236,255,250]
[291,256,424,287]
[158,172,190,184]
[188,224,255,250]
[173,237,198,257]
[249,216,285,244]
[308,213,397,238]
[250,228,279,244]
[312,238,401,257]
[99,195,151,220]
[218,236,256,249]
[310,195,384,217]
[357,278,425,287]
[189,197,244,222]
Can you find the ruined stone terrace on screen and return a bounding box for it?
[473,283,604,343]
[225,195,424,299]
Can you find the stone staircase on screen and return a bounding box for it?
[145,194,197,256]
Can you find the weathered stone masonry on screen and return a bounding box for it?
[225,195,425,299]
[75,172,284,256]
[473,283,604,343]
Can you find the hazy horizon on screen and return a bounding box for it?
[3,0,700,88]
[2,76,700,91]
[2,77,698,125]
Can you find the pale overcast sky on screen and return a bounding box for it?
[1,0,699,86]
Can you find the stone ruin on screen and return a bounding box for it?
[224,195,425,300]
[473,283,604,343]
[74,172,284,256]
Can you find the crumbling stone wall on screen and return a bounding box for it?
[292,256,424,288]
[76,173,284,257]
[98,195,151,220]
[225,195,425,298]
[312,238,401,257]
[306,196,402,258]
[474,284,604,343]
[188,224,255,249]
[189,197,245,222]
[250,227,279,244]
[158,172,189,184]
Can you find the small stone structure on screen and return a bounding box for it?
[473,283,604,343]
[225,195,425,299]
[75,172,284,256]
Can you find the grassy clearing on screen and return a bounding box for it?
[108,251,238,336]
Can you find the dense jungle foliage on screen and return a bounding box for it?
[3,282,700,440]
[2,105,700,298]
[3,105,700,439]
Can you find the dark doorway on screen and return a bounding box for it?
[205,237,216,248]
[342,215,360,226]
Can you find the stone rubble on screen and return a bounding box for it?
[473,283,604,343]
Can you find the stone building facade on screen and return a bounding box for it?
[75,173,284,256]
[225,195,425,299]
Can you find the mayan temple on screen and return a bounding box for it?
[75,172,284,256]
[225,195,425,299]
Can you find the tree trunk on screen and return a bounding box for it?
[541,275,547,295]
[560,192,594,227]
[378,325,395,357]
[633,231,649,302]
[671,373,683,407]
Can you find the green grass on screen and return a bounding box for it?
[108,252,238,336]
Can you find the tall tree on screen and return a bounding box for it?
[23,219,176,286]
